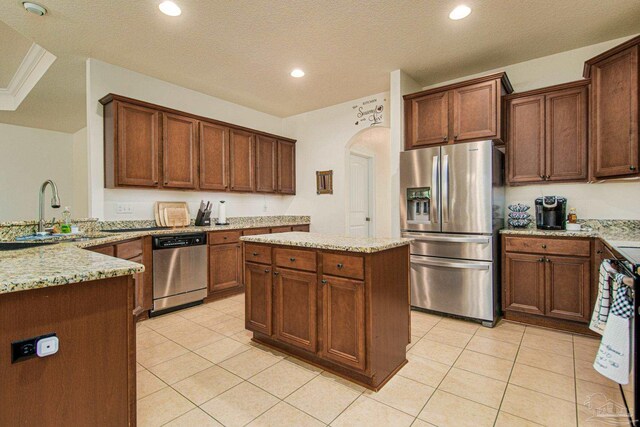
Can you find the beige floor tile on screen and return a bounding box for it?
[525,325,574,342]
[575,358,620,388]
[285,375,362,424]
[424,325,473,348]
[174,304,218,320]
[364,374,434,416]
[575,379,625,408]
[466,336,519,361]
[509,363,576,402]
[137,329,170,350]
[209,297,243,310]
[501,384,576,426]
[494,411,543,427]
[219,347,283,379]
[164,408,223,426]
[136,323,153,335]
[436,317,481,334]
[411,313,441,330]
[408,338,464,365]
[194,337,250,364]
[318,371,367,393]
[137,369,167,399]
[495,320,526,332]
[438,367,506,408]
[399,353,450,387]
[411,324,433,337]
[217,301,245,314]
[210,317,246,336]
[410,420,437,427]
[136,362,145,372]
[285,356,324,374]
[418,390,497,427]
[168,328,227,351]
[521,333,574,356]
[573,334,600,347]
[249,359,319,399]
[474,324,524,344]
[154,319,210,338]
[148,352,213,385]
[172,366,243,405]
[230,329,254,345]
[137,340,189,368]
[331,395,415,427]
[137,387,195,427]
[200,382,279,427]
[454,350,514,382]
[144,313,190,331]
[515,346,575,377]
[190,312,235,329]
[248,402,324,427]
[574,341,600,362]
[407,335,422,349]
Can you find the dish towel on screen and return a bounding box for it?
[593,284,634,384]
[589,260,622,335]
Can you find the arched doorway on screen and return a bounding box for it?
[344,126,392,237]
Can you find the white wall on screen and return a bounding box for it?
[86,59,294,220]
[72,127,89,218]
[0,123,74,221]
[395,34,640,222]
[282,93,390,235]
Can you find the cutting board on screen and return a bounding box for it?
[155,202,190,227]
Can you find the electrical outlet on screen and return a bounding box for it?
[116,203,134,215]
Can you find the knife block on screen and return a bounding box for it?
[195,208,211,226]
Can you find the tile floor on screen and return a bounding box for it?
[136,294,629,427]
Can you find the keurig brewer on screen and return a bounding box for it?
[535,196,567,230]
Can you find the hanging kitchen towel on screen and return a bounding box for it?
[589,260,620,334]
[593,280,633,384]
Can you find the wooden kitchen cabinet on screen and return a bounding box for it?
[229,129,256,192]
[404,72,513,150]
[256,135,277,193]
[506,80,589,185]
[503,252,546,316]
[245,262,273,335]
[162,113,199,189]
[321,275,366,371]
[545,255,591,323]
[209,243,243,293]
[274,268,317,352]
[199,121,229,190]
[277,140,296,194]
[584,36,639,179]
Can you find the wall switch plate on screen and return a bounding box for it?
[116,203,134,215]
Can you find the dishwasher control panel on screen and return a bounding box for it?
[153,233,207,249]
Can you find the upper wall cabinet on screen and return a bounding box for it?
[505,80,589,185]
[403,73,513,150]
[584,35,639,179]
[100,94,296,194]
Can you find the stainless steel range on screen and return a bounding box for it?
[400,140,504,326]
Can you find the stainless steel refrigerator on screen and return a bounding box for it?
[400,140,504,326]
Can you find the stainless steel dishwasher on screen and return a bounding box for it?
[152,233,207,314]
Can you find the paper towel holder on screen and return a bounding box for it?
[215,200,229,225]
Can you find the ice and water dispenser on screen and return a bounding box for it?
[406,187,431,224]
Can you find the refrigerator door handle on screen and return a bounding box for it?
[431,155,439,224]
[410,256,490,270]
[442,154,449,223]
[402,233,490,244]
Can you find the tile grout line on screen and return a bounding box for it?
[492,329,524,427]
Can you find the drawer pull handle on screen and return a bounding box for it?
[223,236,228,240]
[274,271,280,276]
[252,252,258,256]
[538,257,544,262]
[596,249,603,254]
[337,263,344,269]
[541,244,547,249]
[264,269,270,273]
[321,279,328,284]
[545,258,551,263]
[289,257,296,262]
[631,166,637,171]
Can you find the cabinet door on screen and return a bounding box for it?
[129,254,144,313]
[591,45,639,178]
[545,256,591,323]
[161,113,198,189]
[452,79,498,142]
[405,92,449,148]
[245,262,272,335]
[503,253,545,315]
[277,141,296,194]
[256,135,277,193]
[229,129,255,192]
[209,243,242,293]
[274,268,317,352]
[321,276,366,370]
[200,122,229,190]
[116,102,159,187]
[545,87,588,182]
[507,96,545,184]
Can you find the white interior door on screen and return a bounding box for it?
[348,153,371,237]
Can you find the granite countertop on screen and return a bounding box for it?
[241,232,412,253]
[0,244,143,295]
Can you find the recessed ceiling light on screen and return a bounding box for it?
[449,5,471,20]
[23,2,47,16]
[290,69,305,78]
[159,1,181,16]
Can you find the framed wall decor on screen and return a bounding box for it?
[316,170,333,194]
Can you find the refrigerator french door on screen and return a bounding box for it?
[400,140,504,325]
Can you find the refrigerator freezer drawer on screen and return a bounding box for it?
[410,255,494,322]
[403,232,493,261]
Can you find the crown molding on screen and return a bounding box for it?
[0,43,56,110]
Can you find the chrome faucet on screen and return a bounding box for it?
[37,180,61,234]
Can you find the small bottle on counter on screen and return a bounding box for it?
[60,206,72,233]
[567,207,577,224]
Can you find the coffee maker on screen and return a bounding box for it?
[535,196,567,230]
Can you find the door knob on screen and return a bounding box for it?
[541,244,547,249]
[443,136,448,142]
[274,271,279,276]
[264,269,270,273]
[545,175,550,180]
[337,263,344,269]
[252,252,258,256]
[545,258,551,263]
[631,166,637,171]
[539,175,545,180]
[289,257,296,262]
[538,257,544,262]
[321,279,328,284]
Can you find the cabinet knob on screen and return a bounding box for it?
[454,135,458,141]
[631,166,637,171]
[539,175,545,180]
[289,257,296,262]
[321,279,328,284]
[274,271,279,276]
[596,249,603,254]
[264,269,270,273]
[252,252,258,256]
[546,258,551,263]
[538,257,544,262]
[541,244,547,249]
[545,175,550,180]
[154,181,158,185]
[337,263,344,269]
[223,236,228,240]
[443,136,448,142]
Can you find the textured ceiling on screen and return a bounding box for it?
[0,21,32,87]
[0,0,639,133]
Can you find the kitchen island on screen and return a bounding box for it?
[0,244,143,426]
[240,232,412,390]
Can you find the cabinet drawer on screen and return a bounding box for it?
[243,227,271,236]
[504,236,590,257]
[245,243,272,265]
[209,230,241,245]
[322,253,364,280]
[90,245,115,257]
[115,239,143,260]
[271,226,293,233]
[275,248,317,272]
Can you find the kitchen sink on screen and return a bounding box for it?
[103,227,171,233]
[0,242,59,251]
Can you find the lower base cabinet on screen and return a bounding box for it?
[245,262,272,335]
[274,268,317,352]
[209,243,242,292]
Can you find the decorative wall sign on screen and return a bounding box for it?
[353,97,385,128]
[316,170,333,194]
